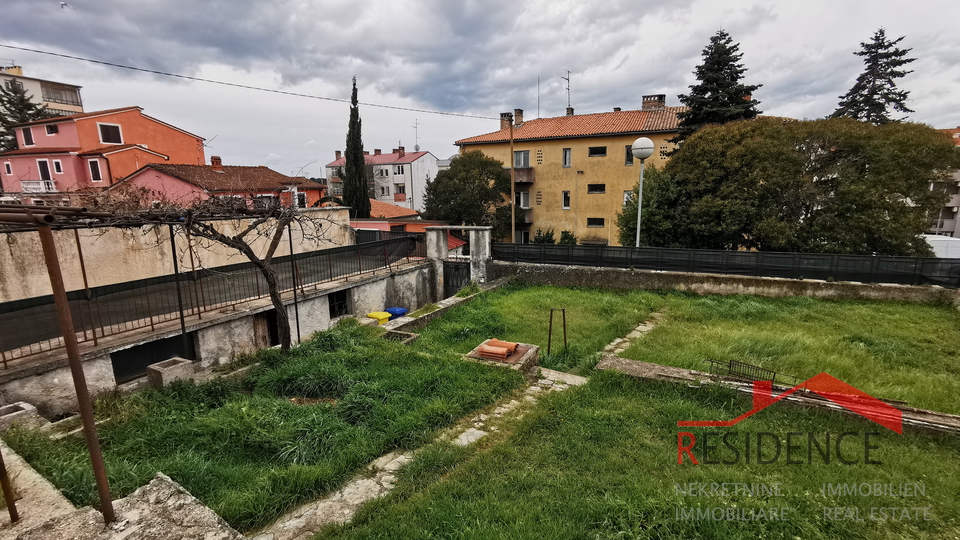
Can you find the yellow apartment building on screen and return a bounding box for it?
[456,95,684,245]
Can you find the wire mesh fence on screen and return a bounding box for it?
[0,237,419,366]
[492,243,960,289]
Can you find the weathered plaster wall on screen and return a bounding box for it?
[489,261,960,308]
[0,354,115,418]
[0,207,353,303]
[288,294,330,343]
[195,316,260,369]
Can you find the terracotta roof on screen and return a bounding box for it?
[79,144,169,159]
[369,199,418,218]
[0,146,79,156]
[15,106,142,127]
[325,150,430,167]
[455,107,687,145]
[942,127,960,146]
[128,163,317,192]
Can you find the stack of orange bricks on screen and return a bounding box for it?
[478,339,519,361]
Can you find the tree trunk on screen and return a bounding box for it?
[256,262,292,351]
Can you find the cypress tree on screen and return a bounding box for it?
[0,79,52,152]
[671,30,761,147]
[343,77,370,218]
[832,29,915,124]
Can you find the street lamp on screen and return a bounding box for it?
[631,137,655,247]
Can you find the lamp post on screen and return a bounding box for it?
[631,137,655,248]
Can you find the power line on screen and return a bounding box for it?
[0,43,497,120]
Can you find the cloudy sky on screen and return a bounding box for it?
[2,0,958,178]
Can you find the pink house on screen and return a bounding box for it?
[0,106,204,201]
[114,157,326,208]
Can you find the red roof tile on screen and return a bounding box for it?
[128,163,317,192]
[942,127,960,146]
[455,107,687,145]
[325,150,430,167]
[368,199,419,218]
[15,106,142,127]
[0,146,80,156]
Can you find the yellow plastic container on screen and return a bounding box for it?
[367,311,391,325]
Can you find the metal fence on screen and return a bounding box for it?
[0,237,419,366]
[355,229,427,258]
[492,243,960,289]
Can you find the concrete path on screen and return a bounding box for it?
[250,369,587,540]
[602,310,665,356]
[0,439,76,540]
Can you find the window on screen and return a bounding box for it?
[395,183,406,194]
[380,185,390,196]
[254,194,277,208]
[587,184,606,194]
[393,164,405,175]
[4,80,23,91]
[515,190,530,209]
[588,146,606,157]
[329,290,350,318]
[562,190,571,209]
[46,124,59,135]
[513,150,530,168]
[624,145,634,166]
[562,148,571,168]
[587,218,605,227]
[21,127,34,146]
[53,160,63,174]
[87,159,102,181]
[37,160,51,181]
[623,190,634,207]
[379,168,389,177]
[518,230,530,243]
[98,123,123,144]
[297,193,307,208]
[3,163,10,175]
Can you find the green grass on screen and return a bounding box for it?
[319,372,960,540]
[5,320,523,532]
[413,284,662,372]
[619,293,960,414]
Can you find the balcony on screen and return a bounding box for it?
[947,194,960,208]
[518,207,534,224]
[20,180,57,193]
[40,85,83,107]
[394,193,407,202]
[513,167,535,184]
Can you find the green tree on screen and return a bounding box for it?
[558,230,578,245]
[832,28,916,124]
[422,150,511,237]
[343,77,371,218]
[615,165,685,247]
[671,30,762,148]
[0,79,52,152]
[650,117,957,256]
[532,228,556,244]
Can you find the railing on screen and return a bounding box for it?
[0,237,420,365]
[20,181,57,193]
[492,243,960,289]
[394,193,407,202]
[513,168,535,183]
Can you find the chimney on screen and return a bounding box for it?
[613,107,621,112]
[500,112,512,130]
[744,94,752,101]
[210,155,223,172]
[514,108,524,125]
[0,65,23,76]
[363,150,369,155]
[565,107,574,116]
[398,146,405,157]
[641,94,666,111]
[335,150,342,160]
[374,149,381,155]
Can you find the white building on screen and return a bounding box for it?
[324,146,438,213]
[1,65,84,117]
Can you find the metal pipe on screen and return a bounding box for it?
[287,223,301,344]
[0,446,19,523]
[36,225,115,523]
[168,225,191,357]
[0,214,55,224]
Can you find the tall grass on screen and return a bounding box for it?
[620,293,960,414]
[5,320,522,532]
[321,372,960,539]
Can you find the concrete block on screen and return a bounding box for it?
[146,357,196,388]
[0,402,48,431]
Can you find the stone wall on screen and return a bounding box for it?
[0,207,352,303]
[0,354,115,418]
[489,261,960,308]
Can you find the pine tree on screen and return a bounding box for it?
[832,29,915,125]
[0,79,52,152]
[671,30,761,147]
[343,77,371,218]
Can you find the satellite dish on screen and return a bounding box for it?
[414,144,420,151]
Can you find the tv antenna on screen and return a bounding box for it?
[561,70,571,108]
[412,118,420,151]
[202,134,218,148]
